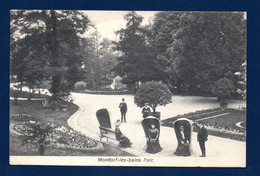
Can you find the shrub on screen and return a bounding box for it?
[74,81,87,91]
[212,77,236,101]
[134,81,172,112]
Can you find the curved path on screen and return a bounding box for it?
[68,93,246,166]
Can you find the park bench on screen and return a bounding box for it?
[96,108,117,142]
[99,126,117,142]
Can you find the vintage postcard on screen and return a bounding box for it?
[9,10,246,167]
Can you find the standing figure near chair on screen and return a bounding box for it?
[119,98,127,123]
[142,103,151,118]
[196,123,208,157]
[114,120,132,148]
[146,124,163,154]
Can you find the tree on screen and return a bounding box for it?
[134,81,172,112]
[80,30,102,89]
[98,38,118,78]
[212,77,236,103]
[10,10,90,100]
[113,11,157,93]
[151,12,246,95]
[235,61,247,100]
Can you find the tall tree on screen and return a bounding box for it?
[10,10,90,99]
[98,38,118,78]
[113,11,157,93]
[80,29,102,89]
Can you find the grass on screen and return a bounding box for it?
[10,97,133,156]
[10,100,77,128]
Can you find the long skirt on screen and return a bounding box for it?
[146,140,163,154]
[174,142,191,156]
[118,136,132,148]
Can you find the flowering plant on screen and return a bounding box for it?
[12,120,97,154]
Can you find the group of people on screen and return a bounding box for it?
[117,98,208,157]
[174,123,208,157]
[114,119,162,153]
[118,99,153,122]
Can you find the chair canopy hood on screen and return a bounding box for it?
[173,118,193,143]
[142,116,161,137]
[96,108,112,129]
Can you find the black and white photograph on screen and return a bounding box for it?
[9,10,246,167]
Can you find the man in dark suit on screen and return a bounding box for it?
[119,98,127,123]
[196,122,208,157]
[142,103,151,118]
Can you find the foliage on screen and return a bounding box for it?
[113,11,158,92]
[98,38,118,78]
[12,121,97,154]
[10,10,91,100]
[74,81,87,91]
[235,61,247,100]
[110,75,127,90]
[212,77,236,101]
[150,12,246,95]
[80,33,118,90]
[134,81,172,112]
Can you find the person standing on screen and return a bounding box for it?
[119,98,127,123]
[196,123,208,157]
[142,103,151,118]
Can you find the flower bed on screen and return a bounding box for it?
[194,122,246,141]
[12,120,101,152]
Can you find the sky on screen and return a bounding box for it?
[82,11,158,40]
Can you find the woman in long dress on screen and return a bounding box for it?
[146,124,163,154]
[174,126,191,156]
[114,120,132,148]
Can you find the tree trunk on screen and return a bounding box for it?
[49,11,61,98]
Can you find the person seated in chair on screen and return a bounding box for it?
[114,120,132,148]
[174,126,191,156]
[146,124,163,154]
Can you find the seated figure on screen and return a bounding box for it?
[146,124,163,154]
[174,126,191,156]
[114,120,132,148]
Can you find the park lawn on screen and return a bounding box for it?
[10,99,133,156]
[10,100,78,128]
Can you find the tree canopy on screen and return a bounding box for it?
[113,11,158,92]
[134,81,172,112]
[10,10,90,99]
[150,12,246,95]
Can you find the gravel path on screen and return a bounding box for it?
[68,93,246,167]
